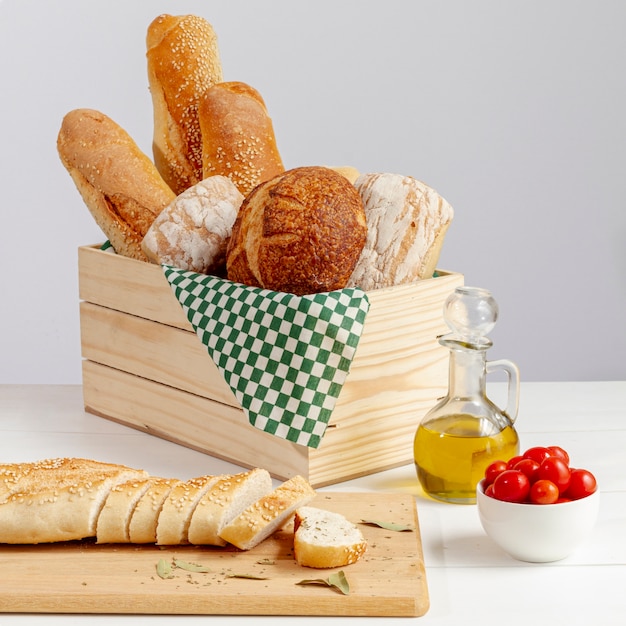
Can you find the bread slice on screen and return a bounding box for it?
[0,458,148,544]
[293,506,367,568]
[155,475,223,545]
[128,478,180,544]
[218,475,316,550]
[96,477,160,543]
[187,468,272,546]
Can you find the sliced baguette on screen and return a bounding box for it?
[187,468,272,546]
[219,475,316,550]
[293,506,367,568]
[128,477,180,544]
[156,475,223,545]
[0,458,148,544]
[96,477,161,543]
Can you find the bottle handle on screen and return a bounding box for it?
[486,359,520,423]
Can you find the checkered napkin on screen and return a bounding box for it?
[162,266,370,448]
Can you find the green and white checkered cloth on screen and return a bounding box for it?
[162,265,370,448]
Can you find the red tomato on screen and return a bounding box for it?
[506,455,525,470]
[547,445,570,465]
[565,468,597,500]
[538,456,571,494]
[485,483,495,497]
[529,479,560,504]
[484,460,508,486]
[492,470,531,503]
[523,446,552,464]
[514,458,540,483]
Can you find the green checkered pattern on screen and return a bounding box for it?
[163,265,370,448]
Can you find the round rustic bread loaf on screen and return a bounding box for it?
[226,166,367,295]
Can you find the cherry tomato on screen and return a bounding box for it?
[538,456,571,494]
[523,446,552,465]
[514,458,540,483]
[484,460,508,486]
[529,479,560,504]
[547,445,570,465]
[506,455,525,470]
[565,468,597,500]
[485,483,495,497]
[491,470,530,503]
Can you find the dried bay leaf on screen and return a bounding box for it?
[360,519,413,532]
[297,570,350,595]
[156,558,174,579]
[173,559,211,573]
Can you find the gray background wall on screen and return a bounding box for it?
[1,0,624,383]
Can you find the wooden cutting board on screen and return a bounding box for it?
[0,492,428,617]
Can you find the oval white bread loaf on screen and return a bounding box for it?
[128,477,181,544]
[293,506,367,568]
[141,175,244,275]
[199,81,285,197]
[0,458,149,544]
[156,474,224,545]
[226,166,367,295]
[218,475,316,550]
[147,14,223,194]
[57,108,176,261]
[347,172,454,290]
[187,468,272,546]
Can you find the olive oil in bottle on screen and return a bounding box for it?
[414,287,520,504]
[414,415,519,503]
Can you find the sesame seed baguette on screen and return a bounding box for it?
[155,474,225,545]
[128,478,181,544]
[96,477,162,544]
[218,475,316,551]
[147,14,223,195]
[199,81,285,197]
[293,506,367,568]
[57,108,176,261]
[187,468,272,546]
[0,458,149,544]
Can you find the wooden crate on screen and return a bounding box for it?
[78,244,463,487]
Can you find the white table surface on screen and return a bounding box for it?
[1,381,625,625]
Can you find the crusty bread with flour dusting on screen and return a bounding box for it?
[141,175,244,275]
[347,172,454,290]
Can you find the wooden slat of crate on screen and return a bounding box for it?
[78,244,464,486]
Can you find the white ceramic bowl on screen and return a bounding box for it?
[476,480,600,562]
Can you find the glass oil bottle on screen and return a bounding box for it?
[414,286,520,504]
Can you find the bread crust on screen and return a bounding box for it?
[0,458,148,544]
[141,175,244,275]
[147,14,223,194]
[199,81,285,197]
[57,108,175,261]
[218,475,316,550]
[347,172,454,290]
[293,506,367,568]
[226,166,367,295]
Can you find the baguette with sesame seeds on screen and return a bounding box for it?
[199,81,285,197]
[128,477,181,544]
[218,474,316,550]
[187,468,272,546]
[293,506,367,568]
[0,458,149,544]
[57,108,176,261]
[147,14,223,195]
